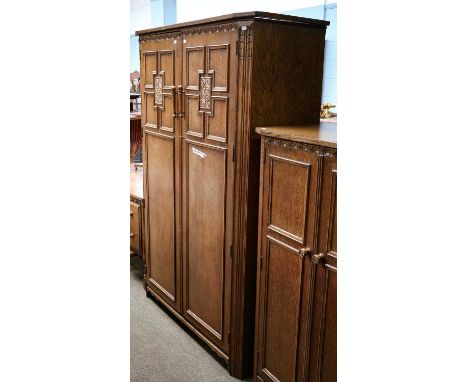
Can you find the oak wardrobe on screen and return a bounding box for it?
[137,12,328,378]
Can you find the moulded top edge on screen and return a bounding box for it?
[135,11,330,36]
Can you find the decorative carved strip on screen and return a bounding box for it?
[264,136,337,158]
[200,76,212,110]
[154,75,163,106]
[139,23,240,42]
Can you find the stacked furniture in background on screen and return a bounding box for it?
[137,12,329,379]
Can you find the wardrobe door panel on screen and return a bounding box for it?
[141,37,182,312]
[145,132,177,303]
[185,141,226,341]
[181,30,238,353]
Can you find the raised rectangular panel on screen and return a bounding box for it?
[146,132,176,302]
[159,50,175,87]
[206,96,228,143]
[260,236,304,382]
[143,52,156,88]
[186,95,204,137]
[185,141,227,340]
[186,46,204,90]
[160,93,175,132]
[145,92,157,128]
[268,154,311,244]
[207,44,229,91]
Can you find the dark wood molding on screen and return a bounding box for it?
[229,24,255,379]
[264,136,337,158]
[137,12,328,36]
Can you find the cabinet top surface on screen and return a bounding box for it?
[130,165,144,200]
[255,122,337,148]
[136,11,329,36]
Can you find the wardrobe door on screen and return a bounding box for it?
[256,141,321,382]
[141,36,183,313]
[308,158,337,382]
[180,29,238,353]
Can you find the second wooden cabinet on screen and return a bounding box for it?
[254,124,337,382]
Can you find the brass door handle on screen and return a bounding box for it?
[171,86,177,117]
[177,85,185,118]
[130,233,135,238]
[130,211,133,216]
[312,253,326,264]
[298,248,311,258]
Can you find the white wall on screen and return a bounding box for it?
[176,0,326,22]
[130,0,177,72]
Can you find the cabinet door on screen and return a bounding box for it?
[141,36,182,313]
[256,141,321,382]
[180,30,238,353]
[308,160,337,382]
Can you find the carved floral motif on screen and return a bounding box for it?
[154,76,163,106]
[139,23,240,42]
[200,76,212,110]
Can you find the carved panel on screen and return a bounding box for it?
[265,136,337,158]
[154,74,163,106]
[200,75,212,110]
[138,23,239,43]
[185,140,228,341]
[268,154,311,244]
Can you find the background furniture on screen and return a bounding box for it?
[130,165,145,260]
[137,12,328,378]
[130,114,143,164]
[130,92,141,113]
[254,123,337,382]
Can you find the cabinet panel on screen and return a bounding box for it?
[257,141,320,382]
